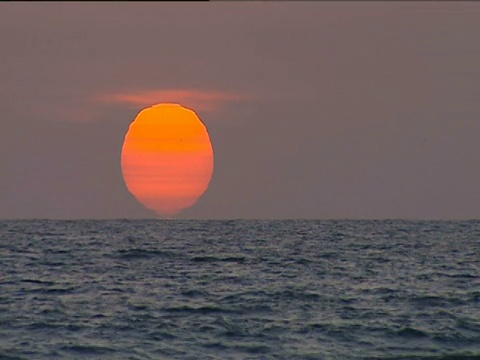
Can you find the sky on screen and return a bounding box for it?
[2,2,480,220]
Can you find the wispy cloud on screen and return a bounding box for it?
[94,89,248,112]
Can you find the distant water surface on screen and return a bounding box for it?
[0,220,479,359]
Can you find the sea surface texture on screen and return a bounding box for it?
[0,220,479,359]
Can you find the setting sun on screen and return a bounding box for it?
[121,103,214,217]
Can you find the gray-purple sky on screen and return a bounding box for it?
[2,2,480,220]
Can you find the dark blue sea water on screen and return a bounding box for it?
[0,220,478,359]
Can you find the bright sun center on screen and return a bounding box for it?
[121,103,214,217]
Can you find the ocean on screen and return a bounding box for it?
[0,220,478,359]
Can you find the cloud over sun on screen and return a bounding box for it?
[95,89,247,112]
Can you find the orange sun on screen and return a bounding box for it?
[121,103,214,217]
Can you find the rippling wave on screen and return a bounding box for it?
[0,220,479,359]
